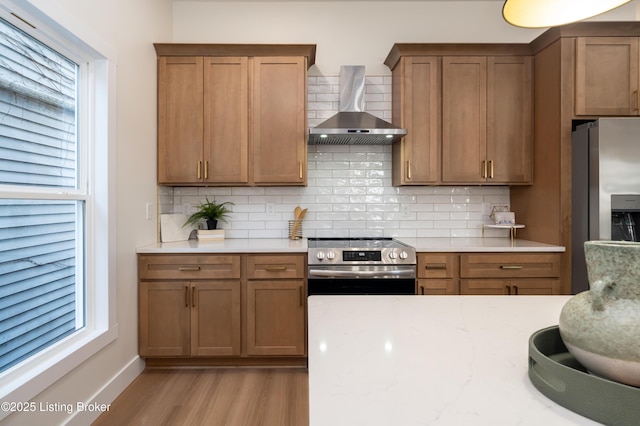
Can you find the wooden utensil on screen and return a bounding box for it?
[290,206,306,239]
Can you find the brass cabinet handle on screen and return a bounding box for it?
[634,90,640,112]
[299,161,303,179]
[265,266,287,271]
[179,266,201,272]
[425,263,447,270]
[500,265,523,270]
[204,161,209,180]
[505,285,511,295]
[489,160,494,179]
[407,160,412,180]
[513,285,519,295]
[420,285,425,295]
[481,160,487,179]
[192,286,196,308]
[184,285,189,307]
[197,161,202,179]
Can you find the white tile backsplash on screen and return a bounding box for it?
[159,76,512,239]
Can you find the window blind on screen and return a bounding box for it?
[0,18,77,188]
[0,17,82,374]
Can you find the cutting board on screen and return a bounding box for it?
[160,214,194,242]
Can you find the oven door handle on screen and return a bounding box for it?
[308,269,415,278]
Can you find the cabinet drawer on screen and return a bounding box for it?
[247,254,305,279]
[417,253,457,279]
[460,253,561,278]
[138,254,241,280]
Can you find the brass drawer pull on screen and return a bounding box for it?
[179,266,201,272]
[197,161,202,179]
[425,263,447,270]
[265,266,287,271]
[482,160,487,178]
[192,286,196,307]
[489,160,494,179]
[407,160,412,180]
[184,285,189,307]
[500,265,523,270]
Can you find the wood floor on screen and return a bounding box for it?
[92,368,309,426]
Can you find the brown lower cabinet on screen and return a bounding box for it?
[417,253,459,295]
[138,253,306,364]
[417,252,562,295]
[138,280,241,357]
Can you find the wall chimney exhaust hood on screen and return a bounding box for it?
[308,66,407,145]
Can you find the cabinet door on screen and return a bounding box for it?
[460,279,510,295]
[139,281,190,356]
[191,281,241,356]
[417,279,459,295]
[442,56,487,183]
[252,57,307,185]
[157,56,204,184]
[487,56,532,184]
[392,56,440,185]
[575,37,640,116]
[203,57,249,184]
[246,280,306,356]
[460,279,559,295]
[509,279,560,295]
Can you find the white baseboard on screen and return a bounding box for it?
[65,356,145,426]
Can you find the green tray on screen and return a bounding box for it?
[529,326,640,426]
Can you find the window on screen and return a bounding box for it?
[0,0,115,409]
[0,17,84,374]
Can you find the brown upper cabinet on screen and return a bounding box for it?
[385,45,533,186]
[575,37,640,116]
[391,56,441,185]
[155,44,316,186]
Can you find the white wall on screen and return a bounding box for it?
[172,0,638,76]
[3,0,171,424]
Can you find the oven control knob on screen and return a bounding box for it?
[316,251,325,261]
[326,251,335,260]
[388,251,398,259]
[399,251,408,260]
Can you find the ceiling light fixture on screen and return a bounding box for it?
[502,0,631,28]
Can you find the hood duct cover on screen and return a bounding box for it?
[308,66,407,145]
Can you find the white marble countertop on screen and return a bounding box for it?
[399,237,565,252]
[137,237,564,254]
[136,238,308,253]
[308,295,597,426]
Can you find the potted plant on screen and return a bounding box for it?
[183,197,233,230]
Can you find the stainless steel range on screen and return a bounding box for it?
[307,238,416,295]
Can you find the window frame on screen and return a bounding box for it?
[0,0,116,413]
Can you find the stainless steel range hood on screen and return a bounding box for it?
[308,66,407,145]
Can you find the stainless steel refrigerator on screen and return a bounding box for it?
[572,118,640,294]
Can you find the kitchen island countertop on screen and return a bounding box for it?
[136,237,564,253]
[308,295,597,426]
